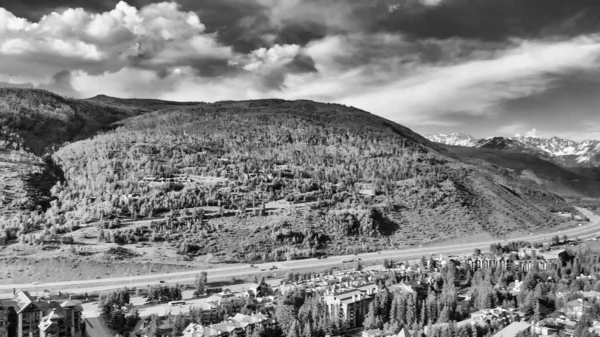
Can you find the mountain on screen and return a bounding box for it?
[475,137,551,158]
[515,136,600,167]
[442,145,600,198]
[0,88,162,216]
[0,91,579,264]
[425,132,478,147]
[427,133,600,167]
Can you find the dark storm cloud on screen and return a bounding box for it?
[364,0,600,40]
[6,0,600,50]
[257,53,318,90]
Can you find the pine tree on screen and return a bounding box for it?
[437,306,450,324]
[287,320,301,337]
[363,301,378,329]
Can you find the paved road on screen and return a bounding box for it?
[1,207,599,296]
[83,316,114,337]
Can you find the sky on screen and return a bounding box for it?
[2,0,600,141]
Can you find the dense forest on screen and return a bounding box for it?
[0,91,579,260]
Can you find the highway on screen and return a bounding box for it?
[1,207,599,296]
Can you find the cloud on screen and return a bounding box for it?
[524,128,538,138]
[0,70,80,97]
[0,1,236,83]
[274,33,600,126]
[4,0,600,144]
[496,125,538,139]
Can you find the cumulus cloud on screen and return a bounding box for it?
[4,0,600,142]
[0,1,235,83]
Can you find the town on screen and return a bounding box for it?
[1,237,598,337]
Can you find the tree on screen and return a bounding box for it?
[275,299,297,333]
[287,320,301,337]
[194,272,207,297]
[363,301,378,329]
[437,306,450,324]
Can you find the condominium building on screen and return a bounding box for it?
[0,290,83,337]
[323,289,371,328]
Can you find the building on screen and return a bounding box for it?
[0,300,10,337]
[323,290,371,328]
[181,313,272,337]
[0,290,82,337]
[207,290,236,306]
[492,321,531,337]
[530,321,558,336]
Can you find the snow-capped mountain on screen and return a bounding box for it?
[514,136,600,159]
[427,133,600,167]
[475,137,551,157]
[425,133,478,147]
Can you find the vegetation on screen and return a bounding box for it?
[0,91,578,264]
[99,289,139,333]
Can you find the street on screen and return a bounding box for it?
[1,207,598,296]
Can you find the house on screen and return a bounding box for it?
[564,299,585,319]
[387,283,413,294]
[530,321,558,336]
[182,323,204,337]
[229,313,269,326]
[470,310,488,322]
[181,313,271,337]
[246,282,273,298]
[492,321,531,337]
[207,290,236,305]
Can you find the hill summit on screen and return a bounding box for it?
[0,90,578,261]
[39,98,575,259]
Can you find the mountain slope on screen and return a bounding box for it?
[442,145,600,198]
[41,99,576,259]
[0,88,154,216]
[475,137,552,158]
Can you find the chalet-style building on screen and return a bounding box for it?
[0,290,83,337]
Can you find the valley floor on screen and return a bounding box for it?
[0,207,598,294]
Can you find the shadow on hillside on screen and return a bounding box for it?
[373,209,400,236]
[22,156,65,210]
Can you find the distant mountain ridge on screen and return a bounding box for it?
[425,132,478,147]
[426,133,600,167]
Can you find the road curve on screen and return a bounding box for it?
[1,207,599,296]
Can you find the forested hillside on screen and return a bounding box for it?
[9,98,570,261]
[0,88,164,218]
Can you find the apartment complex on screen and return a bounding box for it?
[323,289,371,328]
[0,290,83,337]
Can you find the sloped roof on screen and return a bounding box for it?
[39,319,58,332]
[397,328,411,337]
[13,290,34,313]
[492,321,531,337]
[60,299,82,308]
